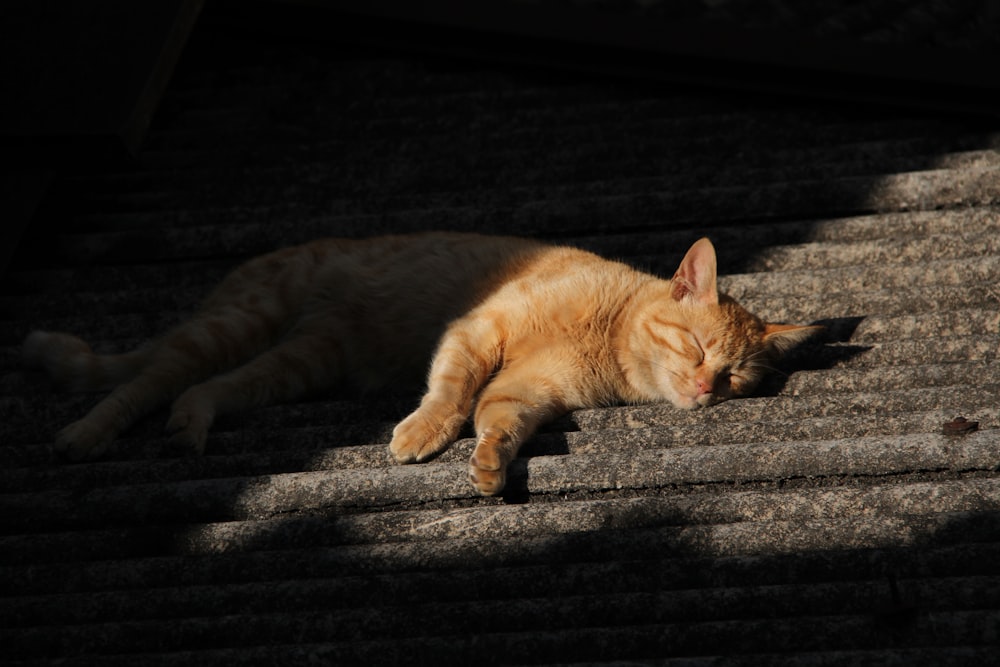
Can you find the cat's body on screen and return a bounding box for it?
[23,232,817,495]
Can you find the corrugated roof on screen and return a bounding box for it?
[2,6,1000,665]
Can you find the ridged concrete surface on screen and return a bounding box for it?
[2,10,999,666]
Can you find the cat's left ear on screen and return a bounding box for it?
[671,237,718,305]
[762,323,824,355]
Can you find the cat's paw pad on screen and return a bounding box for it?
[389,403,465,463]
[468,459,506,496]
[165,416,210,456]
[55,419,113,461]
[165,396,213,455]
[468,429,507,496]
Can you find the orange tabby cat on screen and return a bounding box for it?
[23,233,817,494]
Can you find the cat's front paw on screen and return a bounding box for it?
[468,428,508,496]
[389,402,465,463]
[55,419,114,461]
[165,391,214,455]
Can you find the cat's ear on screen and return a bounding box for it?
[763,323,824,355]
[671,237,718,305]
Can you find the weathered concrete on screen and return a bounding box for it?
[2,7,1000,665]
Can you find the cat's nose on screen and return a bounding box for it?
[695,376,714,396]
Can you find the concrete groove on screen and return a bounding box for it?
[2,430,998,529]
[5,478,999,567]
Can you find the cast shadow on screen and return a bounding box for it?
[755,315,873,398]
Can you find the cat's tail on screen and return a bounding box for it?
[22,331,149,391]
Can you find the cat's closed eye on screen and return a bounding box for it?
[726,371,749,395]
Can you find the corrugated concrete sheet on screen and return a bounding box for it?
[2,6,1000,666]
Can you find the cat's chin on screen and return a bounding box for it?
[671,393,724,410]
[670,394,702,410]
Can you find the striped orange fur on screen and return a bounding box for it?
[23,233,819,494]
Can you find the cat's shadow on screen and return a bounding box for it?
[754,316,872,397]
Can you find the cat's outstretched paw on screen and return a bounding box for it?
[468,429,508,496]
[165,416,210,456]
[389,402,465,463]
[165,393,213,455]
[55,419,113,461]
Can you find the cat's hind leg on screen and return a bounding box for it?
[44,306,285,460]
[53,374,172,460]
[165,330,345,454]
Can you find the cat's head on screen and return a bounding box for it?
[623,237,821,410]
